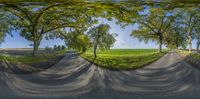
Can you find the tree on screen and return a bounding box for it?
[76,34,91,53]
[87,24,117,58]
[163,28,186,49]
[61,45,65,50]
[1,1,141,56]
[63,30,82,51]
[57,45,61,50]
[131,7,176,53]
[193,14,200,52]
[0,9,13,45]
[175,8,199,53]
[53,45,57,50]
[45,46,52,50]
[2,2,93,56]
[63,29,90,53]
[196,34,200,52]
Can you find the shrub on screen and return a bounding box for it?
[61,45,66,50]
[57,45,61,50]
[45,46,52,50]
[53,45,57,50]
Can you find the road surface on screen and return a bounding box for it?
[0,51,200,99]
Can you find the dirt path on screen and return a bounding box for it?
[0,51,200,99]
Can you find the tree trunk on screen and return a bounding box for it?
[32,32,43,57]
[197,36,200,52]
[158,33,163,53]
[197,43,200,52]
[188,35,192,53]
[93,44,97,59]
[188,14,193,53]
[33,40,39,57]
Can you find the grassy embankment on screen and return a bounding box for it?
[0,49,67,64]
[177,50,200,60]
[81,49,167,70]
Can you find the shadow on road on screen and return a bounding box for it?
[0,52,200,99]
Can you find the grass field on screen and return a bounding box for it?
[0,49,67,64]
[81,49,167,70]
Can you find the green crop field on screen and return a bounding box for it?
[81,49,167,70]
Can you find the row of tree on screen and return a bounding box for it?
[0,1,132,57]
[45,45,66,51]
[0,1,199,57]
[130,7,200,53]
[64,24,117,58]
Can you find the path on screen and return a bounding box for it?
[0,51,200,99]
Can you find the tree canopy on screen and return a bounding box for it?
[0,0,200,54]
[87,24,117,58]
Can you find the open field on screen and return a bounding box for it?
[0,49,67,73]
[0,49,67,63]
[0,48,54,56]
[81,49,167,70]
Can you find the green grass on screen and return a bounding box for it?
[177,50,200,60]
[81,49,167,70]
[190,53,200,60]
[0,49,67,64]
[176,50,190,57]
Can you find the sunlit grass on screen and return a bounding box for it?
[176,50,190,57]
[84,49,158,56]
[81,49,168,70]
[177,50,200,60]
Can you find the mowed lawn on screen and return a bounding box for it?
[81,49,167,70]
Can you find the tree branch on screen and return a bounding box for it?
[4,3,33,24]
[139,21,158,34]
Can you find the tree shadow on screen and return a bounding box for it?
[183,56,200,71]
[0,52,95,98]
[0,52,200,98]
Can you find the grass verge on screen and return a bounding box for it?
[0,49,67,64]
[177,50,200,60]
[81,49,167,70]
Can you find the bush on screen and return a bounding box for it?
[53,45,57,50]
[53,45,66,51]
[57,45,61,50]
[61,45,66,50]
[45,46,52,50]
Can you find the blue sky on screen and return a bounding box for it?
[0,19,198,49]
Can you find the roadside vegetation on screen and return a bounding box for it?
[81,49,167,70]
[0,48,67,64]
[177,50,200,60]
[0,47,67,73]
